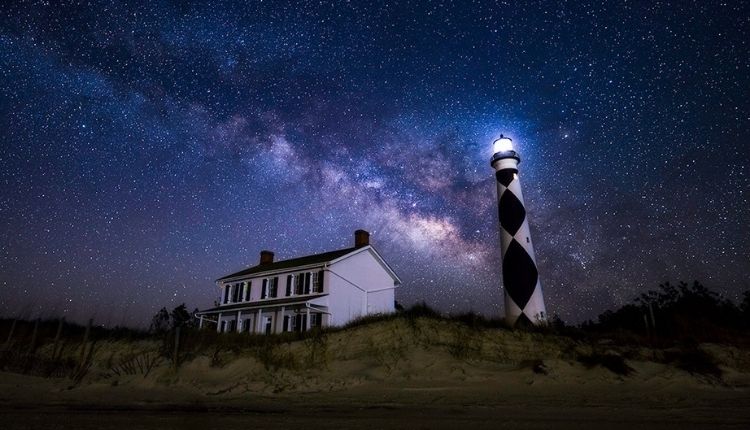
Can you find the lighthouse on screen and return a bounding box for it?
[491,136,547,326]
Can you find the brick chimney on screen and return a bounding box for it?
[354,229,370,248]
[259,250,274,265]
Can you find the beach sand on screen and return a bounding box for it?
[1,318,749,429]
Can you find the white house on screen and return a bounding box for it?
[196,230,401,334]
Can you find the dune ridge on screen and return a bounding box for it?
[2,316,750,428]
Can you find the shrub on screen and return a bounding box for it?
[577,352,634,376]
[250,339,296,370]
[662,348,722,378]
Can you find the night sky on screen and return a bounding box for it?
[1,1,748,327]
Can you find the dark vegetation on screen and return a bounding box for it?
[1,282,748,382]
[582,281,750,345]
[577,352,634,376]
[0,316,150,383]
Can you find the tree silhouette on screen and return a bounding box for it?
[150,307,170,333]
[170,304,191,329]
[150,304,197,332]
[590,281,747,341]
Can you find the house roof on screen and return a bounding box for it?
[217,247,358,281]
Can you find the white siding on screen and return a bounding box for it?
[367,288,394,314]
[212,247,398,330]
[327,248,396,326]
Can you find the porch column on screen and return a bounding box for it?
[256,309,263,334]
[236,311,242,333]
[276,306,285,333]
[198,315,204,329]
[305,307,311,331]
[216,313,223,333]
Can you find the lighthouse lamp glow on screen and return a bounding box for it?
[492,135,514,153]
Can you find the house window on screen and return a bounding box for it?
[220,320,226,333]
[242,319,252,333]
[261,277,279,299]
[289,271,323,295]
[231,283,240,303]
[223,285,230,304]
[290,313,319,332]
[264,316,273,335]
[245,281,252,301]
[283,315,290,332]
[312,270,324,293]
[228,320,237,332]
[310,313,322,328]
[286,275,293,296]
[292,314,304,332]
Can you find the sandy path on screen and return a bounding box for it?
[2,371,749,429]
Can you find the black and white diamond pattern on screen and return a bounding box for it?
[495,167,547,326]
[502,239,538,310]
[499,191,526,235]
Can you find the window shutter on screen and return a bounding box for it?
[305,272,311,294]
[245,281,252,301]
[286,275,292,296]
[317,270,324,293]
[272,277,279,297]
[261,279,268,299]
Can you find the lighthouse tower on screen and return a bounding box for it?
[491,136,547,326]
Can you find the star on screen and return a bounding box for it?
[0,1,747,326]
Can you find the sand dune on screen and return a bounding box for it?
[1,317,749,428]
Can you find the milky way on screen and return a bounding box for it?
[1,1,748,326]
